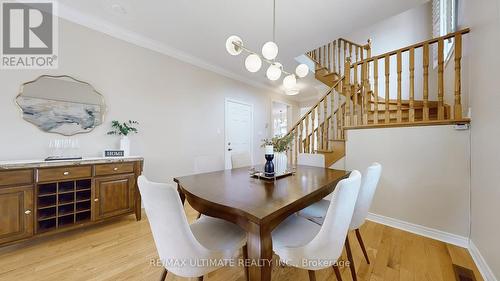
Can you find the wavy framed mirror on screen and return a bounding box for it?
[15,75,106,136]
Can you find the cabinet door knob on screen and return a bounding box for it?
[113,167,119,171]
[94,198,99,202]
[63,171,70,176]
[25,210,32,215]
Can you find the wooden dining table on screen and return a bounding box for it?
[173,165,350,281]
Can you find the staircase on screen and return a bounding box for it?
[285,29,470,168]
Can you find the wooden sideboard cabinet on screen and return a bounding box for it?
[0,157,143,247]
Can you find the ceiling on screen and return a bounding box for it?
[55,0,427,101]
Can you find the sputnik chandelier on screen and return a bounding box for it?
[225,0,309,95]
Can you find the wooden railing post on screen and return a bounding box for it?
[338,39,342,75]
[384,55,390,123]
[361,61,369,124]
[344,58,352,126]
[311,107,316,152]
[396,51,402,122]
[298,121,303,153]
[294,129,299,164]
[373,59,379,124]
[323,97,328,150]
[353,63,359,126]
[423,43,430,121]
[454,33,463,120]
[409,47,415,122]
[438,38,445,119]
[330,92,335,146]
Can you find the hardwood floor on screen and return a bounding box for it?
[0,203,482,281]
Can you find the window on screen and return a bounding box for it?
[432,0,457,66]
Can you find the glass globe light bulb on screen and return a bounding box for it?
[283,74,297,89]
[266,63,282,81]
[295,64,309,78]
[226,35,243,56]
[262,41,279,60]
[245,54,262,73]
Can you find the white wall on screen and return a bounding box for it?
[0,19,297,183]
[461,0,500,279]
[345,125,470,237]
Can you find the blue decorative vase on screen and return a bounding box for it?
[264,154,275,177]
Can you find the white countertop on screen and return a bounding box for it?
[0,156,144,170]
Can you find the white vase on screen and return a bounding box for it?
[273,152,288,175]
[120,136,130,157]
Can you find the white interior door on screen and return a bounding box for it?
[225,99,253,169]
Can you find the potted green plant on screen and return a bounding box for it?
[107,120,139,156]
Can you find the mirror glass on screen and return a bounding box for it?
[16,75,106,136]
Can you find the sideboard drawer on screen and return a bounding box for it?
[95,163,135,176]
[0,170,34,187]
[37,166,92,182]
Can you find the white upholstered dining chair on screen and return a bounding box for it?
[297,153,333,202]
[138,176,247,281]
[271,170,362,281]
[231,152,252,169]
[299,163,382,281]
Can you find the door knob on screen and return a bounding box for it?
[228,148,233,151]
[25,210,32,215]
[113,167,119,171]
[94,198,99,202]
[63,171,70,176]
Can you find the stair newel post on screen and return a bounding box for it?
[344,57,352,127]
[384,55,390,123]
[454,33,463,120]
[438,38,445,120]
[409,47,416,122]
[373,58,379,124]
[423,43,430,121]
[397,51,403,123]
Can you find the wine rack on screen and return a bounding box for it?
[36,179,92,232]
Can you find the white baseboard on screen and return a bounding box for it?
[469,240,498,281]
[366,212,469,248]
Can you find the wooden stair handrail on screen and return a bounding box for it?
[352,28,470,65]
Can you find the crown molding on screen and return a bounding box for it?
[54,2,279,94]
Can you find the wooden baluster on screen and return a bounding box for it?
[344,58,351,126]
[323,97,328,150]
[311,107,316,152]
[349,44,353,63]
[304,114,309,153]
[293,129,299,165]
[319,47,322,68]
[328,43,331,72]
[454,33,463,120]
[373,59,379,124]
[355,46,359,63]
[344,41,348,66]
[333,41,337,74]
[318,102,323,150]
[438,38,445,120]
[298,121,303,153]
[338,40,342,75]
[323,45,326,68]
[423,43,430,120]
[330,92,335,148]
[396,51,402,122]
[353,63,359,126]
[409,47,415,122]
[362,61,369,125]
[337,85,343,138]
[384,55,390,123]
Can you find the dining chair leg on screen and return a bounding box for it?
[196,213,201,219]
[160,268,168,281]
[242,244,249,281]
[355,228,370,264]
[332,265,343,281]
[344,237,358,281]
[308,270,317,281]
[198,276,204,281]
